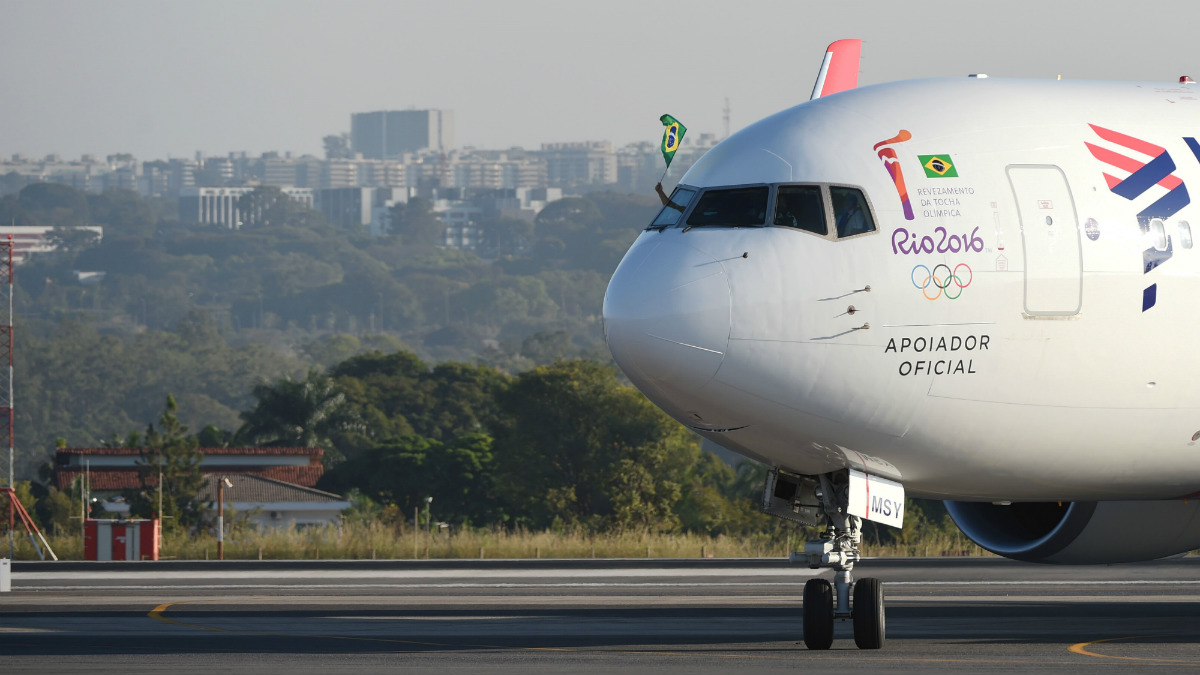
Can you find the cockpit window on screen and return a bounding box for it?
[686,186,768,228]
[649,187,697,227]
[830,186,876,237]
[774,185,827,235]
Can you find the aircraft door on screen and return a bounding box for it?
[1007,165,1082,316]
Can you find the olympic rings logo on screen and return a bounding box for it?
[911,263,972,300]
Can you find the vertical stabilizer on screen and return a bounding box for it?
[810,39,862,100]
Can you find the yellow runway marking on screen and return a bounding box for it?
[148,602,233,632]
[1069,635,1198,665]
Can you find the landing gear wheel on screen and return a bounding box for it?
[803,578,834,650]
[852,577,885,649]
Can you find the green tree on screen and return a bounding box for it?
[128,395,208,529]
[389,197,445,246]
[527,193,656,273]
[329,351,511,445]
[492,360,696,531]
[0,481,48,538]
[534,197,602,232]
[44,226,100,254]
[480,217,535,257]
[88,188,161,237]
[16,182,90,228]
[519,330,574,363]
[23,462,80,536]
[675,453,777,535]
[0,171,28,197]
[319,432,498,526]
[33,485,76,536]
[235,369,363,455]
[237,186,328,230]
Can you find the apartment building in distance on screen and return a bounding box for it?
[540,141,617,188]
[2,153,141,195]
[178,186,314,228]
[316,186,411,236]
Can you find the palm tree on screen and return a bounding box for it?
[235,369,362,449]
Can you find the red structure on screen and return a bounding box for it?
[84,519,160,561]
[2,235,14,550]
[0,235,11,461]
[54,446,327,494]
[1,487,57,560]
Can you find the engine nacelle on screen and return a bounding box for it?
[945,499,1200,564]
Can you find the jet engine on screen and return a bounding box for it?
[945,499,1200,564]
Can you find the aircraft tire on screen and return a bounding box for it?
[802,578,834,650]
[852,577,885,649]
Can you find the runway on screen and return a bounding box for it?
[3,557,1200,674]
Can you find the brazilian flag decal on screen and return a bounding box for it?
[660,114,687,168]
[919,154,958,178]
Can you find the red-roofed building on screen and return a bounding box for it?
[54,447,326,495]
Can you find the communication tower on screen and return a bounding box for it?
[1,235,13,555]
[0,234,55,560]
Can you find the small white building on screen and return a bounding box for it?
[200,474,351,530]
[177,186,315,228]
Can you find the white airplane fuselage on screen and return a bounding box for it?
[604,77,1200,503]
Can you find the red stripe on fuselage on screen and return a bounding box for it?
[1089,123,1167,157]
[1085,143,1182,190]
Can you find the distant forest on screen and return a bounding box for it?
[0,181,660,480]
[1,181,967,546]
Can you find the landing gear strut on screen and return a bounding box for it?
[783,472,886,650]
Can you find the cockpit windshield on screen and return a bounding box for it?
[774,185,827,235]
[649,187,697,227]
[831,186,876,237]
[645,183,876,238]
[686,186,769,227]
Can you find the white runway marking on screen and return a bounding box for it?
[15,567,814,581]
[18,582,806,591]
[14,579,1200,592]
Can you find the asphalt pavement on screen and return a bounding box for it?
[2,557,1199,674]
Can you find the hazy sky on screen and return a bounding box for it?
[3,0,1197,160]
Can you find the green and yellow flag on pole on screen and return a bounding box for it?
[660,114,687,169]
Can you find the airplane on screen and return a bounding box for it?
[602,39,1200,650]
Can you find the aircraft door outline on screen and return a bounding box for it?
[1006,165,1083,316]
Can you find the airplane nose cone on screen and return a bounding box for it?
[603,236,731,396]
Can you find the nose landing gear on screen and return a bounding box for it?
[771,471,887,649]
[803,579,887,649]
[796,511,886,650]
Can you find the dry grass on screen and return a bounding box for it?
[1,521,988,561]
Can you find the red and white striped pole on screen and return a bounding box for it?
[2,234,13,558]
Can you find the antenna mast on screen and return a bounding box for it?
[722,97,731,139]
[2,234,13,556]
